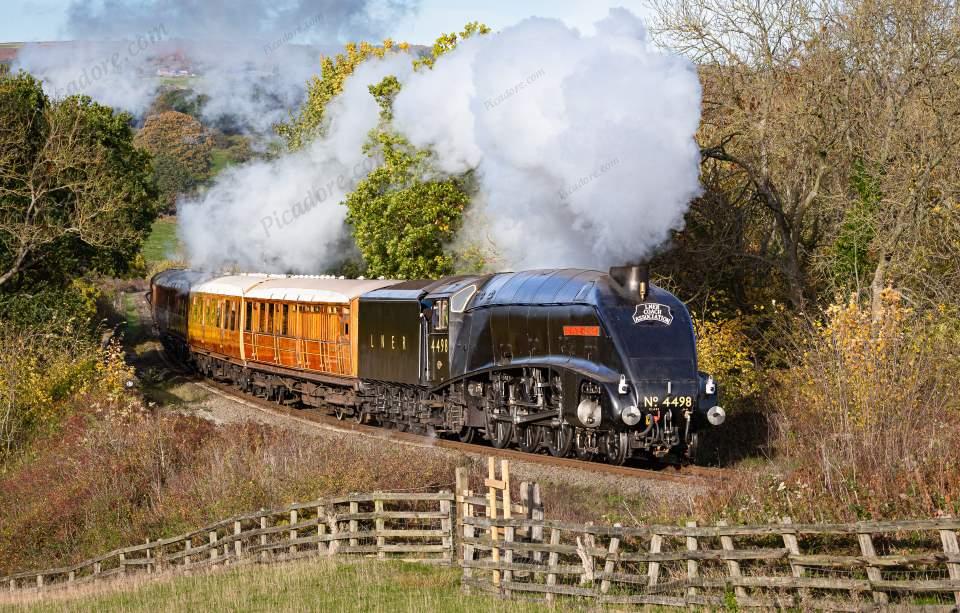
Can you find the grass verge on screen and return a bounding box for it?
[0,559,548,613]
[142,218,180,266]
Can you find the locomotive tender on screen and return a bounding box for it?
[150,265,724,464]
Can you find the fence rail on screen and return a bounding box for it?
[459,513,960,611]
[2,491,454,593]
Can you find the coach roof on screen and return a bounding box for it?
[243,277,399,303]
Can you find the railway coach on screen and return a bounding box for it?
[150,265,724,464]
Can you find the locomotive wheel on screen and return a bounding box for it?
[545,424,575,457]
[604,431,630,466]
[489,420,513,449]
[334,406,346,420]
[353,409,367,424]
[574,429,597,461]
[515,424,542,453]
[457,426,477,444]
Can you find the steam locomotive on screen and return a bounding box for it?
[150,265,724,464]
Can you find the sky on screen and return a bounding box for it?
[1,0,652,44]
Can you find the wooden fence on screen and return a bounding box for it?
[6,458,960,611]
[458,512,960,611]
[2,491,454,593]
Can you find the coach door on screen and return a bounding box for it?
[427,299,450,384]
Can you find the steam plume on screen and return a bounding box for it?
[178,55,414,272]
[12,0,416,133]
[392,9,702,269]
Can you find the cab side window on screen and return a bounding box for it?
[432,299,449,331]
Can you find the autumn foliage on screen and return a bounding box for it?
[700,293,960,522]
[134,111,213,211]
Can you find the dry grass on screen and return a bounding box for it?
[0,404,459,576]
[0,558,549,612]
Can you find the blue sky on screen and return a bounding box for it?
[2,0,652,43]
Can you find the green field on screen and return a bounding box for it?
[210,148,235,174]
[1,559,550,613]
[142,217,181,265]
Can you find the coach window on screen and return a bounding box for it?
[281,304,289,336]
[245,302,252,332]
[432,299,449,331]
[205,299,214,327]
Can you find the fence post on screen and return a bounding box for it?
[119,552,126,576]
[940,527,960,608]
[545,528,561,603]
[36,574,42,589]
[349,501,359,548]
[462,488,475,589]
[440,492,453,564]
[209,531,218,563]
[718,520,746,604]
[289,510,298,556]
[647,532,663,588]
[234,521,242,560]
[9,578,15,592]
[600,524,622,594]
[780,517,807,607]
[502,460,513,594]
[531,483,544,564]
[184,537,192,569]
[857,527,888,605]
[260,515,268,562]
[317,504,327,555]
[68,570,76,583]
[374,498,385,560]
[685,521,699,599]
[145,539,152,574]
[486,457,501,588]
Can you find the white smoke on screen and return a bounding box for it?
[178,54,414,272]
[12,0,416,135]
[391,9,703,270]
[12,37,167,117]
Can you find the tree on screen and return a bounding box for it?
[134,110,212,211]
[651,0,960,314]
[345,77,473,279]
[0,72,159,290]
[275,40,407,151]
[343,24,490,279]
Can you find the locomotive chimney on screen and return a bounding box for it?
[609,263,650,301]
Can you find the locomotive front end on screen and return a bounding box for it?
[603,264,724,460]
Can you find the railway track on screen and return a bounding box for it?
[187,374,729,488]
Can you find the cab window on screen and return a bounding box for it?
[432,299,449,331]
